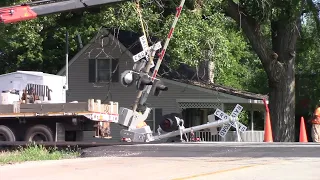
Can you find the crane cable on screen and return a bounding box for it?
[132,0,156,112]
[134,0,149,45]
[131,0,186,112]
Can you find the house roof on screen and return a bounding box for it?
[1,70,63,78]
[57,27,268,101]
[170,79,268,100]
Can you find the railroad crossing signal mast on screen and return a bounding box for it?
[117,0,187,142]
[118,36,166,142]
[117,0,248,142]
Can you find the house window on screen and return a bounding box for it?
[145,109,155,132]
[144,108,163,133]
[88,58,119,83]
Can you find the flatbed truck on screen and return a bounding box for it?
[0,98,119,142]
[0,0,125,143]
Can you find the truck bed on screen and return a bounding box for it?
[0,99,118,118]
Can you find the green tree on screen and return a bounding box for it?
[0,0,260,89]
[296,13,320,116]
[2,0,297,140]
[221,0,320,141]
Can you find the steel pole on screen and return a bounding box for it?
[138,0,186,106]
[153,119,232,141]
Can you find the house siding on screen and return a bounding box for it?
[61,30,228,141]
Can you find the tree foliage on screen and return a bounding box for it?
[0,0,266,92]
[222,0,320,141]
[296,13,320,115]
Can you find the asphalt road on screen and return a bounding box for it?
[80,142,320,158]
[1,142,320,180]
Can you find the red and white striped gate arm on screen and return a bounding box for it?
[151,0,186,80]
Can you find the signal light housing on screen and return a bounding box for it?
[159,113,181,132]
[151,79,168,96]
[137,74,153,90]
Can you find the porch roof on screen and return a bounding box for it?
[171,79,268,101]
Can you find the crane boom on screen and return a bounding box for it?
[0,0,126,24]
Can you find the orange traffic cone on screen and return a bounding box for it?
[299,117,308,142]
[263,99,273,142]
[264,111,273,142]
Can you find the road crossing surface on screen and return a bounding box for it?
[1,142,319,180]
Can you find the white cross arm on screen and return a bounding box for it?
[218,122,247,137]
[214,105,244,129]
[214,108,231,121]
[139,35,149,51]
[132,42,162,62]
[133,51,147,62]
[213,104,247,137]
[139,34,162,52]
[219,123,232,137]
[150,41,162,51]
[213,109,233,137]
[229,104,243,128]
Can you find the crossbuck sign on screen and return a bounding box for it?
[132,35,162,63]
[213,104,248,137]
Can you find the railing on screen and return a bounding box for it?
[186,130,265,142]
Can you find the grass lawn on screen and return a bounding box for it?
[0,143,80,165]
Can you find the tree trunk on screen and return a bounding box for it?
[224,0,301,141]
[267,20,299,142]
[268,65,296,142]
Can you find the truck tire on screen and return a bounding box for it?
[25,125,54,142]
[0,125,16,141]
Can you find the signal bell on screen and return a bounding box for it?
[120,70,134,87]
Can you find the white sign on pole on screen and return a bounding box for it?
[150,41,162,51]
[229,104,243,127]
[133,51,147,62]
[132,41,162,62]
[212,104,247,137]
[228,104,247,133]
[219,123,232,138]
[213,109,232,137]
[139,35,149,51]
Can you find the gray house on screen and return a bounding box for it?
[57,28,268,142]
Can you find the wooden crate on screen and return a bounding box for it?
[87,99,118,114]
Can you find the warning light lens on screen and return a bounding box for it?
[163,119,171,128]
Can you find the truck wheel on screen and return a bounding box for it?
[25,125,54,142]
[0,125,16,141]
